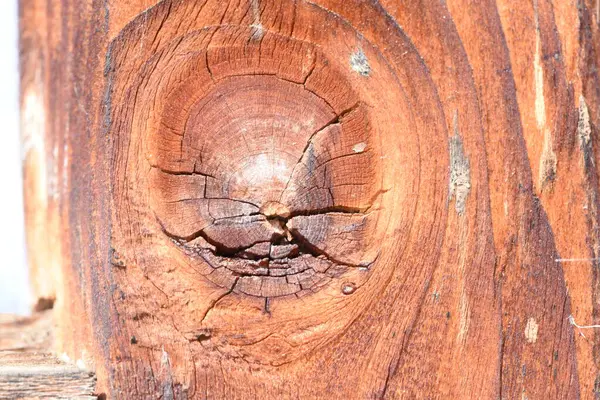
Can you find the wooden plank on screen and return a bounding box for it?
[0,312,97,399]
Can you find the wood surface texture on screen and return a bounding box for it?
[18,0,600,398]
[0,312,97,399]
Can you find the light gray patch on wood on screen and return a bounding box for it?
[449,114,471,215]
[160,349,174,400]
[524,317,539,343]
[579,96,593,158]
[350,49,370,76]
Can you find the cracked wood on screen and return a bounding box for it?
[19,0,600,398]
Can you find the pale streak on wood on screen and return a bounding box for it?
[578,95,592,153]
[533,0,557,192]
[556,257,600,262]
[569,315,600,330]
[448,113,471,215]
[568,315,600,340]
[250,0,264,39]
[534,0,546,131]
[21,79,58,305]
[539,128,556,190]
[21,84,46,164]
[457,286,470,344]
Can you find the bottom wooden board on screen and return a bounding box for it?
[0,312,96,399]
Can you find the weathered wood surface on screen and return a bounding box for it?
[0,312,96,399]
[19,0,600,398]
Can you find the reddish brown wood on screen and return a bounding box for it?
[19,0,600,398]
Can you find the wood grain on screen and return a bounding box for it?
[19,0,600,398]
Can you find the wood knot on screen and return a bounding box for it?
[131,35,384,297]
[105,0,411,367]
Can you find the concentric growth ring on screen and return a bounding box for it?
[107,0,421,366]
[143,28,383,297]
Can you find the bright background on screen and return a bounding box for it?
[0,0,30,315]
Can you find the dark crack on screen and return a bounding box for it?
[149,164,216,178]
[161,202,376,274]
